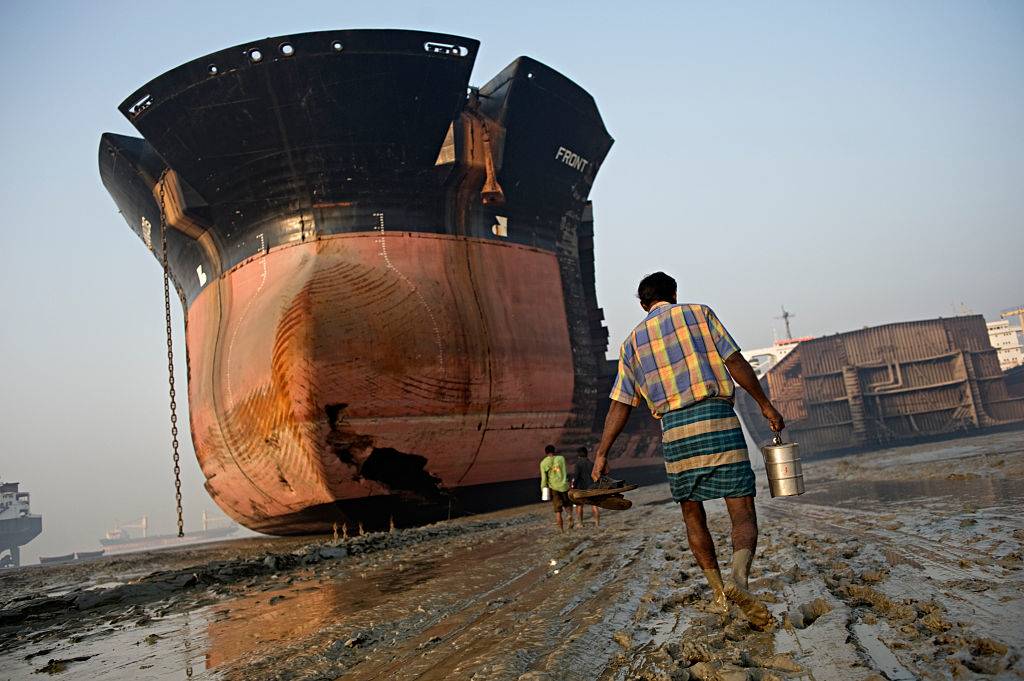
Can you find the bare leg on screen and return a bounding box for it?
[681,501,719,570]
[576,504,584,526]
[682,501,727,613]
[555,511,564,532]
[592,505,600,527]
[725,495,757,589]
[724,496,758,553]
[722,495,772,629]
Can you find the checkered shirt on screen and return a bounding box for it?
[609,302,740,416]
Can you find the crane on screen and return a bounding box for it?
[1002,306,1024,332]
[106,515,148,540]
[776,306,795,340]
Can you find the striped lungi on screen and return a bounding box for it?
[660,399,755,502]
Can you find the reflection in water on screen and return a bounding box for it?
[183,610,195,678]
[205,559,442,669]
[206,580,372,669]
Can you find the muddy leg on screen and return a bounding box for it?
[722,495,772,630]
[725,495,758,589]
[555,511,564,532]
[681,501,718,570]
[724,495,758,557]
[682,501,728,614]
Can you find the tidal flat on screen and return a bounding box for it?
[2,429,1022,680]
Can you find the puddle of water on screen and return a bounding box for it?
[3,611,211,680]
[204,573,391,669]
[1,536,530,679]
[0,558,444,679]
[797,477,1024,508]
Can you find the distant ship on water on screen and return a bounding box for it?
[99,512,239,556]
[38,512,239,565]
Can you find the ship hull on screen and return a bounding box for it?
[100,29,665,534]
[188,232,583,531]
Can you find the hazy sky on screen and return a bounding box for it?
[1,1,1022,564]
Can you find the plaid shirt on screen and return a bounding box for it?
[609,302,740,416]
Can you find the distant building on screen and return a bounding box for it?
[988,315,1024,371]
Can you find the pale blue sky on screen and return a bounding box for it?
[1,1,1022,562]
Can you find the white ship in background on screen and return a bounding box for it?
[742,337,811,378]
[36,511,241,566]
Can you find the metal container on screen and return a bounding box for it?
[760,433,805,497]
[541,487,551,502]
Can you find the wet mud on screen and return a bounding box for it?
[1,429,1022,680]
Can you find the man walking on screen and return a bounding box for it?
[540,445,573,531]
[592,272,784,629]
[571,447,601,528]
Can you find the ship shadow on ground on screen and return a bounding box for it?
[256,464,669,535]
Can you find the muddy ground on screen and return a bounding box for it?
[1,429,1022,680]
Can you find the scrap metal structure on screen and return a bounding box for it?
[738,316,1024,455]
[0,482,42,568]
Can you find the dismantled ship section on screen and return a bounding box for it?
[738,316,1024,456]
[100,30,663,534]
[0,482,42,568]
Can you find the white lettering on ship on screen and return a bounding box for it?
[555,146,590,173]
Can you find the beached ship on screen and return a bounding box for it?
[737,315,1024,455]
[99,30,663,534]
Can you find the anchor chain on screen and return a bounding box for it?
[158,176,185,538]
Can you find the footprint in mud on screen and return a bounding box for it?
[918,610,952,634]
[883,548,923,569]
[740,650,802,674]
[660,587,701,612]
[751,575,785,593]
[651,630,801,680]
[791,597,832,629]
[838,543,859,559]
[780,564,805,584]
[859,568,889,584]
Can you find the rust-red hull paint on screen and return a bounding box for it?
[186,232,584,532]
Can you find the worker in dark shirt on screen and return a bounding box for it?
[571,446,601,528]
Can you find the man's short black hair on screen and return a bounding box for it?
[544,444,556,454]
[637,272,677,308]
[577,446,589,457]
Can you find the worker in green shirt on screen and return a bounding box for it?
[539,444,574,531]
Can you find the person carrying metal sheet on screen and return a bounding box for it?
[592,272,785,630]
